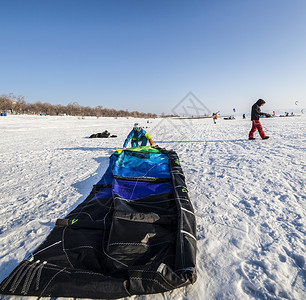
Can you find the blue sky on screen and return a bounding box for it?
[1,0,305,115]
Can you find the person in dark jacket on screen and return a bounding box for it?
[249,99,269,140]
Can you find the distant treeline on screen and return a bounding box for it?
[0,94,157,118]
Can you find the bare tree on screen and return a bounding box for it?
[0,94,158,118]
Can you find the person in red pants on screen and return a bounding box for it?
[249,99,269,140]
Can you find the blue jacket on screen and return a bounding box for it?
[123,128,151,148]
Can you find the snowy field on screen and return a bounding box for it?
[0,114,305,300]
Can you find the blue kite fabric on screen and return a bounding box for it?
[0,146,197,299]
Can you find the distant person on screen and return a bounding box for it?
[249,99,269,140]
[123,123,154,149]
[212,113,218,124]
[243,114,246,119]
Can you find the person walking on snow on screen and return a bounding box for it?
[212,113,218,124]
[123,123,154,149]
[249,99,269,140]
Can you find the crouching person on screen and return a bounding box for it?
[123,123,154,150]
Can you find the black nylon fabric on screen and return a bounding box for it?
[0,147,197,299]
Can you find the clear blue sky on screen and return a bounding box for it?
[1,0,305,115]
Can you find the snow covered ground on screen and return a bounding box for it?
[0,114,305,300]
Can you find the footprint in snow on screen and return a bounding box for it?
[279,254,287,263]
[283,247,305,269]
[277,194,289,202]
[240,260,290,299]
[233,200,255,217]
